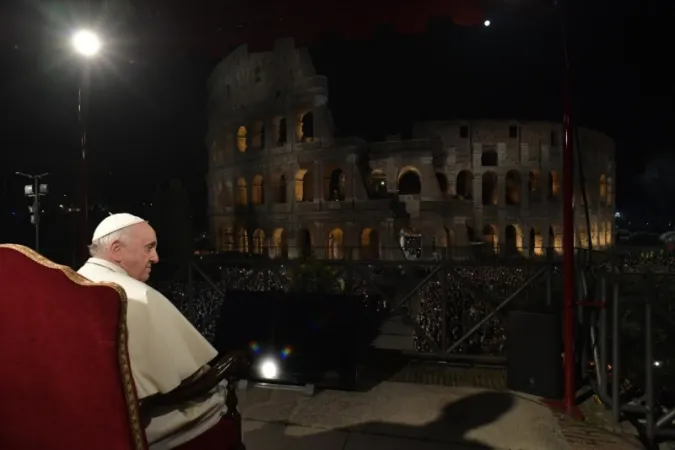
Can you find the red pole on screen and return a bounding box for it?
[561,92,576,413]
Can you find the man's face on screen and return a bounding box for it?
[109,222,159,282]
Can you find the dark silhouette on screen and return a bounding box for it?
[243,391,515,449]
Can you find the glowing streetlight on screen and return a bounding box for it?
[484,20,491,27]
[71,30,101,57]
[71,29,102,262]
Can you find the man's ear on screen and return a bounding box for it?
[109,240,123,254]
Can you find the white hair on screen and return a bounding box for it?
[88,228,132,257]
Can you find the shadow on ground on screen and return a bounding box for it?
[243,391,515,449]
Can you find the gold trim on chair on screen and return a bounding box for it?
[0,244,147,450]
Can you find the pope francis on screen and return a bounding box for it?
[78,213,225,449]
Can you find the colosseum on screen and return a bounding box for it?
[205,38,616,260]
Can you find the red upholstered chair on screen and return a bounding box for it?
[0,244,247,450]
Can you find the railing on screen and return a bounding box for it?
[149,248,675,444]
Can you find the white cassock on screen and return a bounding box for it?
[78,257,226,449]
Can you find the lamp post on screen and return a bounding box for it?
[16,172,49,252]
[71,29,101,263]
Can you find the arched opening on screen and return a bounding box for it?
[251,121,264,149]
[399,227,422,260]
[298,112,314,142]
[327,228,344,260]
[482,224,498,252]
[236,177,247,205]
[481,146,498,166]
[548,171,560,199]
[236,126,248,152]
[397,167,421,195]
[236,228,249,253]
[294,169,314,202]
[220,227,234,251]
[326,168,346,201]
[369,170,388,198]
[252,229,265,255]
[482,171,498,205]
[435,172,448,196]
[504,225,518,256]
[505,170,522,205]
[251,175,264,205]
[298,228,312,258]
[456,170,473,199]
[360,228,380,260]
[599,174,607,203]
[529,228,543,256]
[270,228,287,259]
[529,170,541,203]
[273,116,287,146]
[275,174,287,203]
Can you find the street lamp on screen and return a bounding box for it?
[71,29,101,263]
[16,172,49,252]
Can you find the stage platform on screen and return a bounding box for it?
[239,381,644,450]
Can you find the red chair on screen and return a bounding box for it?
[0,244,247,450]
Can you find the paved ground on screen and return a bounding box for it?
[238,381,644,450]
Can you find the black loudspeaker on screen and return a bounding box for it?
[506,310,563,399]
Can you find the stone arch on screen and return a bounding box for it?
[399,226,422,260]
[270,228,287,259]
[273,173,287,203]
[505,170,521,205]
[235,177,247,205]
[548,170,560,199]
[297,112,315,142]
[360,228,380,260]
[295,169,314,202]
[529,228,543,256]
[326,168,346,201]
[482,224,499,251]
[435,172,448,196]
[397,166,422,195]
[456,170,473,199]
[298,228,312,258]
[599,174,607,202]
[236,126,248,152]
[369,169,388,197]
[529,170,541,203]
[251,121,264,149]
[504,225,521,256]
[252,228,265,255]
[251,174,264,205]
[236,227,249,252]
[482,171,498,206]
[273,116,287,146]
[327,228,344,260]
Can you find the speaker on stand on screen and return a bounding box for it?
[506,310,563,398]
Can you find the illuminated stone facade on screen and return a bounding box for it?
[206,39,615,260]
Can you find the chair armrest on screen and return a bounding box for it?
[139,351,250,416]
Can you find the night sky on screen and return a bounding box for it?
[0,0,672,254]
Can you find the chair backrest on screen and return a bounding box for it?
[0,244,146,450]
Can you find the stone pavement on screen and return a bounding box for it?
[238,381,643,449]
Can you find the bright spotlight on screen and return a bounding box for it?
[72,30,101,57]
[259,359,279,379]
[484,20,491,27]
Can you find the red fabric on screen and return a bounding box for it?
[175,417,239,450]
[0,247,144,450]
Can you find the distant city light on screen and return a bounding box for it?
[614,212,620,218]
[72,30,101,57]
[484,20,491,27]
